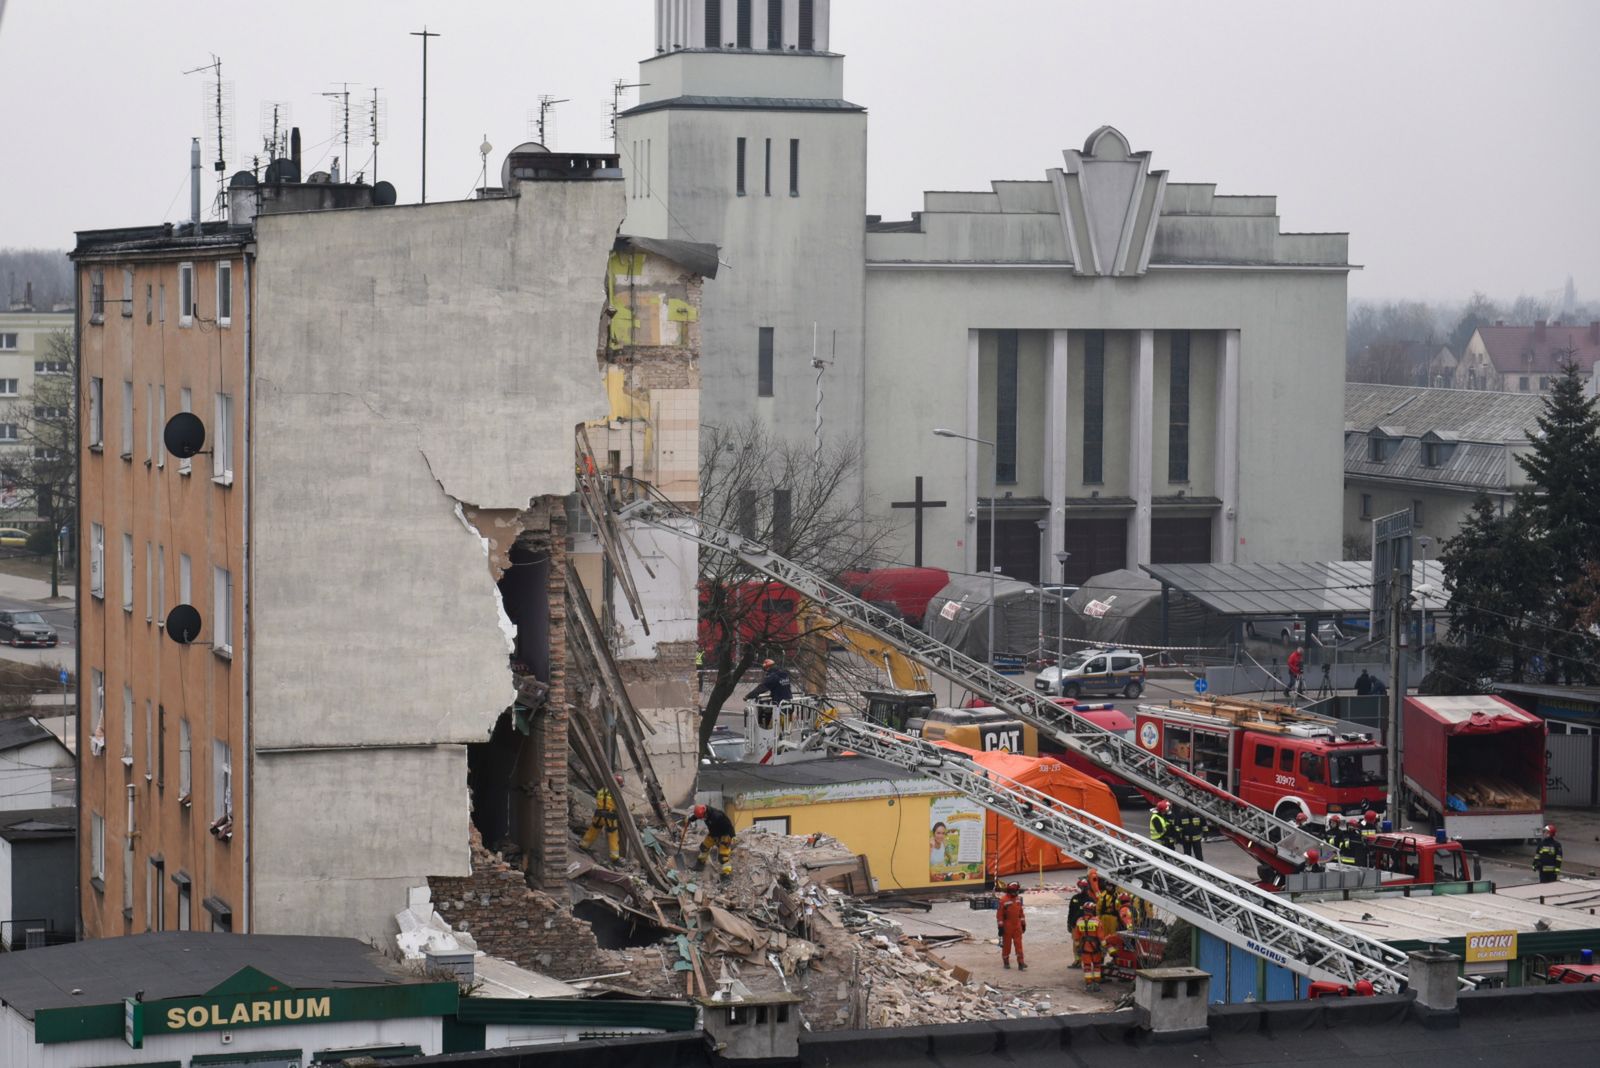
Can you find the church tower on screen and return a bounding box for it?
[618,0,866,453]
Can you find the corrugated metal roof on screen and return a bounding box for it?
[1305,890,1596,941]
[1345,382,1544,443]
[1141,560,1444,617]
[1344,434,1511,491]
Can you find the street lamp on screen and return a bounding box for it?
[1054,551,1071,680]
[933,428,998,669]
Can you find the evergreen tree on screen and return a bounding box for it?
[1428,495,1548,691]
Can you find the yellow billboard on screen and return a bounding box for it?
[1464,930,1518,963]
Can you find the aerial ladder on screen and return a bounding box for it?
[825,716,1467,994]
[615,495,1320,873]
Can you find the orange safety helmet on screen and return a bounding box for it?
[693,804,707,819]
[1155,800,1171,814]
[1326,813,1343,826]
[1304,848,1321,864]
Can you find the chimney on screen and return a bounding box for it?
[1535,320,1547,341]
[22,282,32,311]
[1133,967,1211,1039]
[190,138,202,229]
[330,157,340,184]
[1494,320,1504,327]
[1407,949,1462,1017]
[291,127,302,175]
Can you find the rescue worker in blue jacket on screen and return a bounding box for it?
[1534,824,1563,883]
[745,659,793,703]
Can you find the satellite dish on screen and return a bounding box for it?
[372,181,397,206]
[163,412,206,459]
[307,170,331,184]
[229,170,257,189]
[500,141,548,188]
[166,604,203,645]
[264,157,300,184]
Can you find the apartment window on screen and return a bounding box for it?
[767,0,783,48]
[0,424,16,442]
[145,383,154,460]
[1082,330,1105,484]
[736,0,752,47]
[178,388,192,474]
[1368,436,1395,462]
[995,330,1019,484]
[178,262,194,325]
[213,392,233,483]
[1519,376,1529,392]
[121,380,134,457]
[33,406,65,420]
[764,138,772,196]
[144,542,153,620]
[158,546,166,620]
[179,552,191,604]
[122,267,134,317]
[90,667,105,743]
[213,565,232,654]
[789,138,799,195]
[0,333,15,350]
[157,387,166,468]
[178,718,192,799]
[122,533,134,611]
[123,684,134,758]
[216,261,232,325]
[34,360,68,374]
[1412,498,1424,526]
[90,269,105,322]
[90,522,105,598]
[1539,376,1550,391]
[144,699,153,778]
[0,379,17,396]
[736,137,747,195]
[157,705,166,789]
[177,877,191,930]
[158,282,165,324]
[1360,493,1372,519]
[89,376,104,446]
[1169,330,1191,482]
[798,0,815,49]
[757,327,775,397]
[145,283,153,324]
[704,0,721,46]
[148,858,165,930]
[91,811,106,885]
[213,740,233,821]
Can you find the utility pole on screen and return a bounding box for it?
[1385,568,1404,823]
[410,27,440,202]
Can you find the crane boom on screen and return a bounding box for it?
[617,496,1319,870]
[823,717,1438,992]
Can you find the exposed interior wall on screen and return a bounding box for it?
[249,185,622,939]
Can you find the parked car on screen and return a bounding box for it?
[1033,648,1146,699]
[0,527,30,548]
[0,610,57,647]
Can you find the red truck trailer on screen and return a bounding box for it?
[1402,694,1546,841]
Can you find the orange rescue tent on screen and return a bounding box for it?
[937,743,1124,873]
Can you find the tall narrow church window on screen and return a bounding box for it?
[789,139,800,195]
[768,0,783,48]
[758,327,775,396]
[996,331,1019,484]
[737,0,752,47]
[736,137,747,195]
[706,0,722,47]
[1083,331,1105,484]
[798,0,814,49]
[1168,330,1191,482]
[764,138,772,196]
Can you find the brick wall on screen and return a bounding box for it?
[519,497,570,891]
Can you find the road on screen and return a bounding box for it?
[0,593,75,668]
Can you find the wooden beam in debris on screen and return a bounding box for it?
[575,425,649,629]
[568,709,673,893]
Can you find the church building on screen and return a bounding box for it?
[620,1,1349,585]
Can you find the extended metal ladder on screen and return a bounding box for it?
[616,497,1319,870]
[826,716,1420,992]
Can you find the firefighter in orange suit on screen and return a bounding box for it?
[1076,900,1104,991]
[997,882,1027,970]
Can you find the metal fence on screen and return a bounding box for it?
[1546,733,1600,808]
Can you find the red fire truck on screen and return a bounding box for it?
[1133,698,1387,825]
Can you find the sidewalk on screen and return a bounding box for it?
[0,571,75,603]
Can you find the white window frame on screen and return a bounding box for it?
[90,269,105,323]
[122,267,134,318]
[0,379,18,397]
[91,667,105,742]
[178,718,192,799]
[91,812,106,883]
[157,387,166,468]
[157,545,166,623]
[0,423,17,442]
[213,740,232,821]
[179,553,191,604]
[178,388,192,475]
[213,565,232,656]
[144,698,153,780]
[178,262,195,326]
[144,542,153,621]
[145,383,154,461]
[213,392,233,485]
[0,333,15,351]
[88,377,104,447]
[121,532,134,612]
[216,261,232,326]
[121,379,134,458]
[90,522,105,598]
[123,683,134,761]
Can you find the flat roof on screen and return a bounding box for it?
[0,807,75,842]
[0,932,419,1019]
[0,716,58,753]
[1490,876,1600,911]
[1141,560,1444,617]
[703,755,946,798]
[1303,889,1595,943]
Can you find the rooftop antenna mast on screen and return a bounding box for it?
[609,79,647,152]
[259,101,292,163]
[534,95,570,147]
[410,26,441,202]
[184,54,233,217]
[322,82,355,182]
[366,87,387,183]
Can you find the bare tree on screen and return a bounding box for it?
[0,329,76,595]
[696,419,893,756]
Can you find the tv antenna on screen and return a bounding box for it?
[364,88,388,183]
[258,101,292,163]
[322,82,357,182]
[410,26,442,202]
[609,79,647,152]
[529,95,570,148]
[184,54,233,217]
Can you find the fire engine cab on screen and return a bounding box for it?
[1133,698,1387,824]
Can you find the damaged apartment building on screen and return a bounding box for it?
[74,137,711,945]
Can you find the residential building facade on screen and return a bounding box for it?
[0,299,74,520]
[620,1,1350,587]
[1458,320,1600,393]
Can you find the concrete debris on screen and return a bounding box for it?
[394,884,479,961]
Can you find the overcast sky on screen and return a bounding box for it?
[3,0,1596,302]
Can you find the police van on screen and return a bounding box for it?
[1034,648,1146,699]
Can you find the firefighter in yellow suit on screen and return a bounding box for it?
[580,775,624,861]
